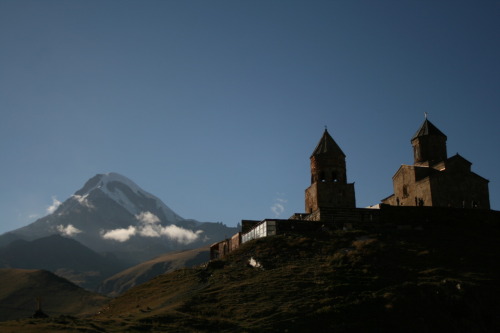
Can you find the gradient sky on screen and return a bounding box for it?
[1,0,499,234]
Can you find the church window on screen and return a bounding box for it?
[402,185,409,198]
[414,146,421,161]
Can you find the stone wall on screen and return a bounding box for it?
[305,182,356,213]
[212,206,499,260]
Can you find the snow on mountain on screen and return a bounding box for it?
[0,172,238,264]
[74,172,184,223]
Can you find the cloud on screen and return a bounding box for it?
[47,196,62,214]
[72,194,94,209]
[271,203,285,216]
[57,224,82,237]
[160,225,203,244]
[271,196,287,217]
[138,224,161,237]
[101,226,137,242]
[138,223,203,245]
[101,209,202,244]
[135,211,160,224]
[101,222,203,245]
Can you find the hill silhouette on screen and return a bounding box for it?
[0,220,499,332]
[0,268,108,322]
[98,246,209,296]
[0,234,127,290]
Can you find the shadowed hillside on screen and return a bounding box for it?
[1,220,499,332]
[98,246,210,296]
[0,234,127,291]
[0,269,108,322]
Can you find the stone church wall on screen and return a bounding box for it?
[430,169,490,209]
[389,166,433,207]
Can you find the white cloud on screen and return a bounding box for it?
[101,226,137,242]
[72,194,94,209]
[271,196,287,217]
[138,224,161,237]
[139,223,203,244]
[47,196,62,214]
[160,225,203,244]
[101,223,202,245]
[57,224,82,237]
[135,211,160,224]
[271,203,285,216]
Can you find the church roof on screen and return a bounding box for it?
[411,119,447,141]
[311,129,346,158]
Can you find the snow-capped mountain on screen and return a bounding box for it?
[0,173,238,264]
[73,173,184,223]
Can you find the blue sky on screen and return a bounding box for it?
[1,1,499,234]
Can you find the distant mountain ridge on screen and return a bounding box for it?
[0,235,126,290]
[0,173,237,288]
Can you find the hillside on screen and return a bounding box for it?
[98,246,210,296]
[0,268,108,322]
[0,234,127,291]
[1,220,499,332]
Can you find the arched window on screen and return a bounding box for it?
[402,185,409,198]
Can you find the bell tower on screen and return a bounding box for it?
[305,129,356,214]
[411,118,447,166]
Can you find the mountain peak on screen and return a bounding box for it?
[73,173,183,222]
[75,172,139,196]
[0,172,238,270]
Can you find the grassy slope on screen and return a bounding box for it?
[1,221,499,332]
[98,246,209,296]
[0,268,108,322]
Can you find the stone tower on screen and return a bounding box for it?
[411,118,447,166]
[382,118,490,209]
[305,129,356,214]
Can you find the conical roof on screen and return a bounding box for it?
[411,119,447,141]
[311,129,345,158]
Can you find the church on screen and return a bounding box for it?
[210,119,494,259]
[382,118,490,209]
